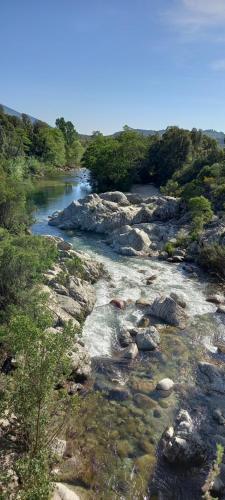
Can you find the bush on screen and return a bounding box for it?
[198,244,225,278]
[0,233,58,311]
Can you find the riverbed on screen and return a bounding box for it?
[32,170,225,499]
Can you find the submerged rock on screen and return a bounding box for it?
[149,295,187,328]
[135,327,160,351]
[198,361,225,394]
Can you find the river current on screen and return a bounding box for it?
[31,169,225,499]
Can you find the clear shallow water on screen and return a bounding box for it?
[31,170,225,498]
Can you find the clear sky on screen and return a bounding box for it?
[1,0,225,134]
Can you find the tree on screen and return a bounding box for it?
[56,117,83,166]
[148,127,192,185]
[34,127,66,166]
[188,195,213,238]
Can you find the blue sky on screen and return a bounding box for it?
[1,0,225,134]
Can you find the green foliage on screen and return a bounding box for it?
[82,129,150,191]
[15,451,52,500]
[188,196,213,238]
[34,126,66,166]
[56,116,83,166]
[148,126,192,185]
[0,167,32,232]
[198,244,225,278]
[164,241,176,256]
[0,233,58,311]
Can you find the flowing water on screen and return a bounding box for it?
[32,170,225,499]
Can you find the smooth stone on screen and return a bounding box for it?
[156,378,174,391]
[108,386,130,401]
[121,343,138,359]
[110,299,126,309]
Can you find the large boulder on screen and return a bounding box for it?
[162,410,207,466]
[68,277,96,314]
[110,226,151,255]
[149,295,187,328]
[152,196,182,221]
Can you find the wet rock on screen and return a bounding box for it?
[149,295,187,328]
[57,240,73,251]
[168,255,184,263]
[135,327,160,351]
[156,378,174,391]
[136,298,151,307]
[146,274,158,285]
[118,328,134,347]
[162,409,207,466]
[217,305,225,314]
[121,343,138,359]
[138,317,150,328]
[110,299,126,310]
[198,362,225,394]
[212,408,225,425]
[170,292,187,309]
[210,477,225,497]
[207,294,225,305]
[215,341,225,354]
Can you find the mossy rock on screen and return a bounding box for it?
[134,393,157,409]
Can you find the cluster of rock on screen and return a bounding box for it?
[49,191,184,257]
[41,236,104,383]
[162,410,207,465]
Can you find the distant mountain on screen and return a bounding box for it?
[128,127,225,146]
[0,104,39,124]
[1,105,225,146]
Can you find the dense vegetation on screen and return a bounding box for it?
[0,106,83,178]
[0,108,82,497]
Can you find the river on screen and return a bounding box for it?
[31,170,225,499]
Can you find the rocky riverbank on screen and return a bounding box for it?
[47,190,225,498]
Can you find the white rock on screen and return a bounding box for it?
[157,378,174,391]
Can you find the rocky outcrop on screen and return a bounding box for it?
[49,192,183,256]
[41,236,104,382]
[148,295,187,328]
[162,410,207,466]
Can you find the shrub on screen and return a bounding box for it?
[198,244,225,279]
